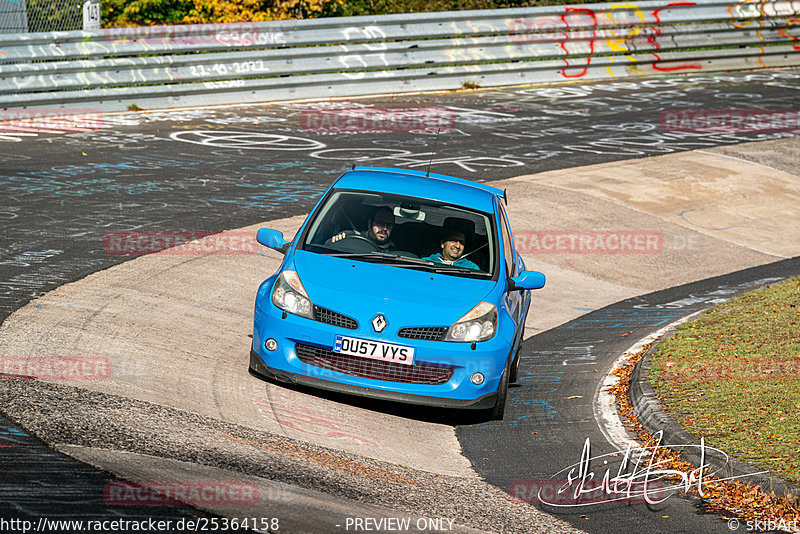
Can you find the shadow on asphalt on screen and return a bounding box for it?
[250,373,515,426]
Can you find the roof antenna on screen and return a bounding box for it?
[425,128,441,177]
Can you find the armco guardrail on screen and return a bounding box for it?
[1,0,799,114]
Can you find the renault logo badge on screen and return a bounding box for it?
[371,314,387,333]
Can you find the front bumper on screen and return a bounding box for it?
[252,299,515,410]
[250,350,498,410]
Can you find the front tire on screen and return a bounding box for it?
[509,351,521,384]
[491,364,510,420]
[509,325,525,384]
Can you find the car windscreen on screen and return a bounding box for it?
[301,190,496,278]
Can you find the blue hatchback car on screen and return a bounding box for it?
[250,166,544,419]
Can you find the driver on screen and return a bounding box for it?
[330,206,396,251]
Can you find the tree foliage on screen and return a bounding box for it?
[104,0,194,26]
[27,0,83,33]
[102,0,589,26]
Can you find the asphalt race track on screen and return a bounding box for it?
[1,68,799,533]
[459,257,800,534]
[3,69,800,319]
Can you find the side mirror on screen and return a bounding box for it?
[509,270,545,291]
[256,228,290,254]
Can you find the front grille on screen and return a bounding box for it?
[398,326,448,341]
[314,306,358,330]
[295,344,453,385]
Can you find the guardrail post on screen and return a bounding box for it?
[83,1,102,31]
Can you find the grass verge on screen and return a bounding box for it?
[649,275,800,485]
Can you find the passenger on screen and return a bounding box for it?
[330,206,396,251]
[423,228,480,270]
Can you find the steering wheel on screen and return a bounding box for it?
[331,233,381,253]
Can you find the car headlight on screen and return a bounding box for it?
[272,270,314,319]
[445,302,497,342]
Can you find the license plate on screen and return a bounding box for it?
[333,335,415,366]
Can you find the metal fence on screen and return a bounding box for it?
[1,0,800,115]
[0,0,29,33]
[27,0,85,33]
[0,0,86,34]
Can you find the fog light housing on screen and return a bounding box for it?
[470,372,485,385]
[265,338,278,351]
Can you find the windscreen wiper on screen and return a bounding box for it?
[328,252,434,266]
[326,252,489,275]
[326,252,442,269]
[326,252,393,260]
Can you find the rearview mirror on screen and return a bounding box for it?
[394,206,425,221]
[256,228,289,253]
[510,270,545,291]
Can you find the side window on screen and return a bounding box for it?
[498,204,515,277]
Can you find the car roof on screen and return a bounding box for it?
[332,166,505,212]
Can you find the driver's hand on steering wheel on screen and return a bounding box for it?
[331,232,347,243]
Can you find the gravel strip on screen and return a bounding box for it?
[0,378,583,534]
